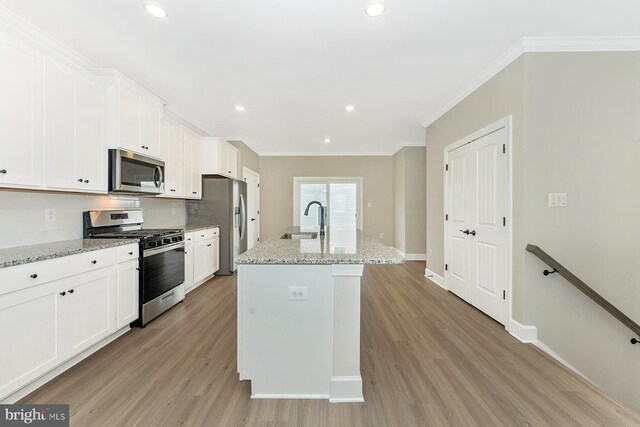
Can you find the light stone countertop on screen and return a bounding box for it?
[236,227,404,265]
[0,239,139,269]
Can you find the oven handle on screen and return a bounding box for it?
[143,241,185,257]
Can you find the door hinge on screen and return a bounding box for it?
[445,264,448,271]
[502,144,506,154]
[503,217,506,227]
[257,237,260,242]
[503,290,506,300]
[257,210,260,214]
[257,183,260,187]
[445,164,449,171]
[445,214,448,221]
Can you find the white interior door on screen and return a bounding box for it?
[243,167,261,249]
[446,127,508,325]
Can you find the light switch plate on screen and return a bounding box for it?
[548,193,567,207]
[45,209,56,222]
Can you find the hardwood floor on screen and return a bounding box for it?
[22,262,639,426]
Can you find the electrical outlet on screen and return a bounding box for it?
[45,209,56,222]
[427,248,433,258]
[288,286,308,301]
[379,233,384,239]
[172,208,177,215]
[548,193,567,207]
[367,202,373,208]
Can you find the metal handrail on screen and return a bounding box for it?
[525,244,640,345]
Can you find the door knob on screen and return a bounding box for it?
[84,180,89,183]
[470,230,476,236]
[251,218,256,221]
[60,291,66,296]
[0,169,6,174]
[460,229,470,235]
[68,289,74,294]
[78,178,84,182]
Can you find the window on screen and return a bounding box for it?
[293,177,363,230]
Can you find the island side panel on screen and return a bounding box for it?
[238,264,332,399]
[330,264,365,403]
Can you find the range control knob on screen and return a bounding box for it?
[163,238,171,244]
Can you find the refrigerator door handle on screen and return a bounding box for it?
[239,193,247,239]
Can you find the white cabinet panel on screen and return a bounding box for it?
[45,58,106,193]
[193,238,215,284]
[184,132,202,199]
[0,33,44,188]
[164,122,184,196]
[118,80,141,152]
[60,267,117,358]
[141,97,162,158]
[0,281,64,400]
[116,259,139,329]
[212,236,220,274]
[201,138,238,179]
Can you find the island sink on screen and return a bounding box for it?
[280,231,318,239]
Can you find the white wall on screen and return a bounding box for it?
[0,190,186,249]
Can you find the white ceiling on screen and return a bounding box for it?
[1,1,639,154]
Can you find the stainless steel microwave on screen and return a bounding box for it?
[108,149,165,195]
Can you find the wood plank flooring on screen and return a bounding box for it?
[22,262,640,426]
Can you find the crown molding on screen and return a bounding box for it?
[258,151,397,157]
[164,109,210,137]
[0,5,98,70]
[422,36,640,128]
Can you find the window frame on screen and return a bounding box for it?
[293,177,364,230]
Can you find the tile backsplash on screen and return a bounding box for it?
[0,190,187,249]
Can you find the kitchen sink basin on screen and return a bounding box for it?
[280,232,318,240]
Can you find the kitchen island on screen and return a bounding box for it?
[236,227,403,402]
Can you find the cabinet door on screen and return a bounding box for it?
[140,97,162,158]
[183,132,202,199]
[164,123,183,196]
[193,239,214,284]
[0,281,64,400]
[45,60,78,190]
[227,145,238,179]
[118,81,141,153]
[76,78,106,192]
[212,237,220,274]
[184,244,194,290]
[0,33,44,188]
[116,260,139,329]
[60,267,117,358]
[218,142,229,177]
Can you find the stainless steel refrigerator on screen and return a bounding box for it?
[187,177,247,275]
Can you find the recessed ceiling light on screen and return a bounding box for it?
[235,105,245,112]
[345,105,355,112]
[144,3,168,18]
[365,3,385,17]
[324,138,331,144]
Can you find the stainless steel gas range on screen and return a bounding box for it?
[83,209,185,327]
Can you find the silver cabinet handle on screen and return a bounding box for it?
[0,169,7,174]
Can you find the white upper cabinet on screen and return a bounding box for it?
[201,137,239,179]
[184,131,202,199]
[45,57,106,193]
[94,70,165,159]
[0,32,44,188]
[160,115,202,199]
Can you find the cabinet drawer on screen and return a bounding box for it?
[194,228,216,242]
[184,232,196,244]
[0,248,116,296]
[116,244,139,263]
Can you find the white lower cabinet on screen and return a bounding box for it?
[116,259,139,329]
[59,267,117,358]
[0,244,139,401]
[185,228,220,293]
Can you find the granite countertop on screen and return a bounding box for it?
[236,227,404,265]
[0,239,139,269]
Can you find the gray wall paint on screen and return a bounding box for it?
[259,156,395,246]
[425,52,640,411]
[394,147,427,254]
[229,140,260,179]
[393,150,406,252]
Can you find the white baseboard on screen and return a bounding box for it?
[534,341,590,381]
[1,327,131,404]
[394,249,427,261]
[252,394,330,400]
[508,319,538,343]
[425,268,447,290]
[329,376,364,403]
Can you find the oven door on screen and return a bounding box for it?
[109,149,165,195]
[142,242,185,303]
